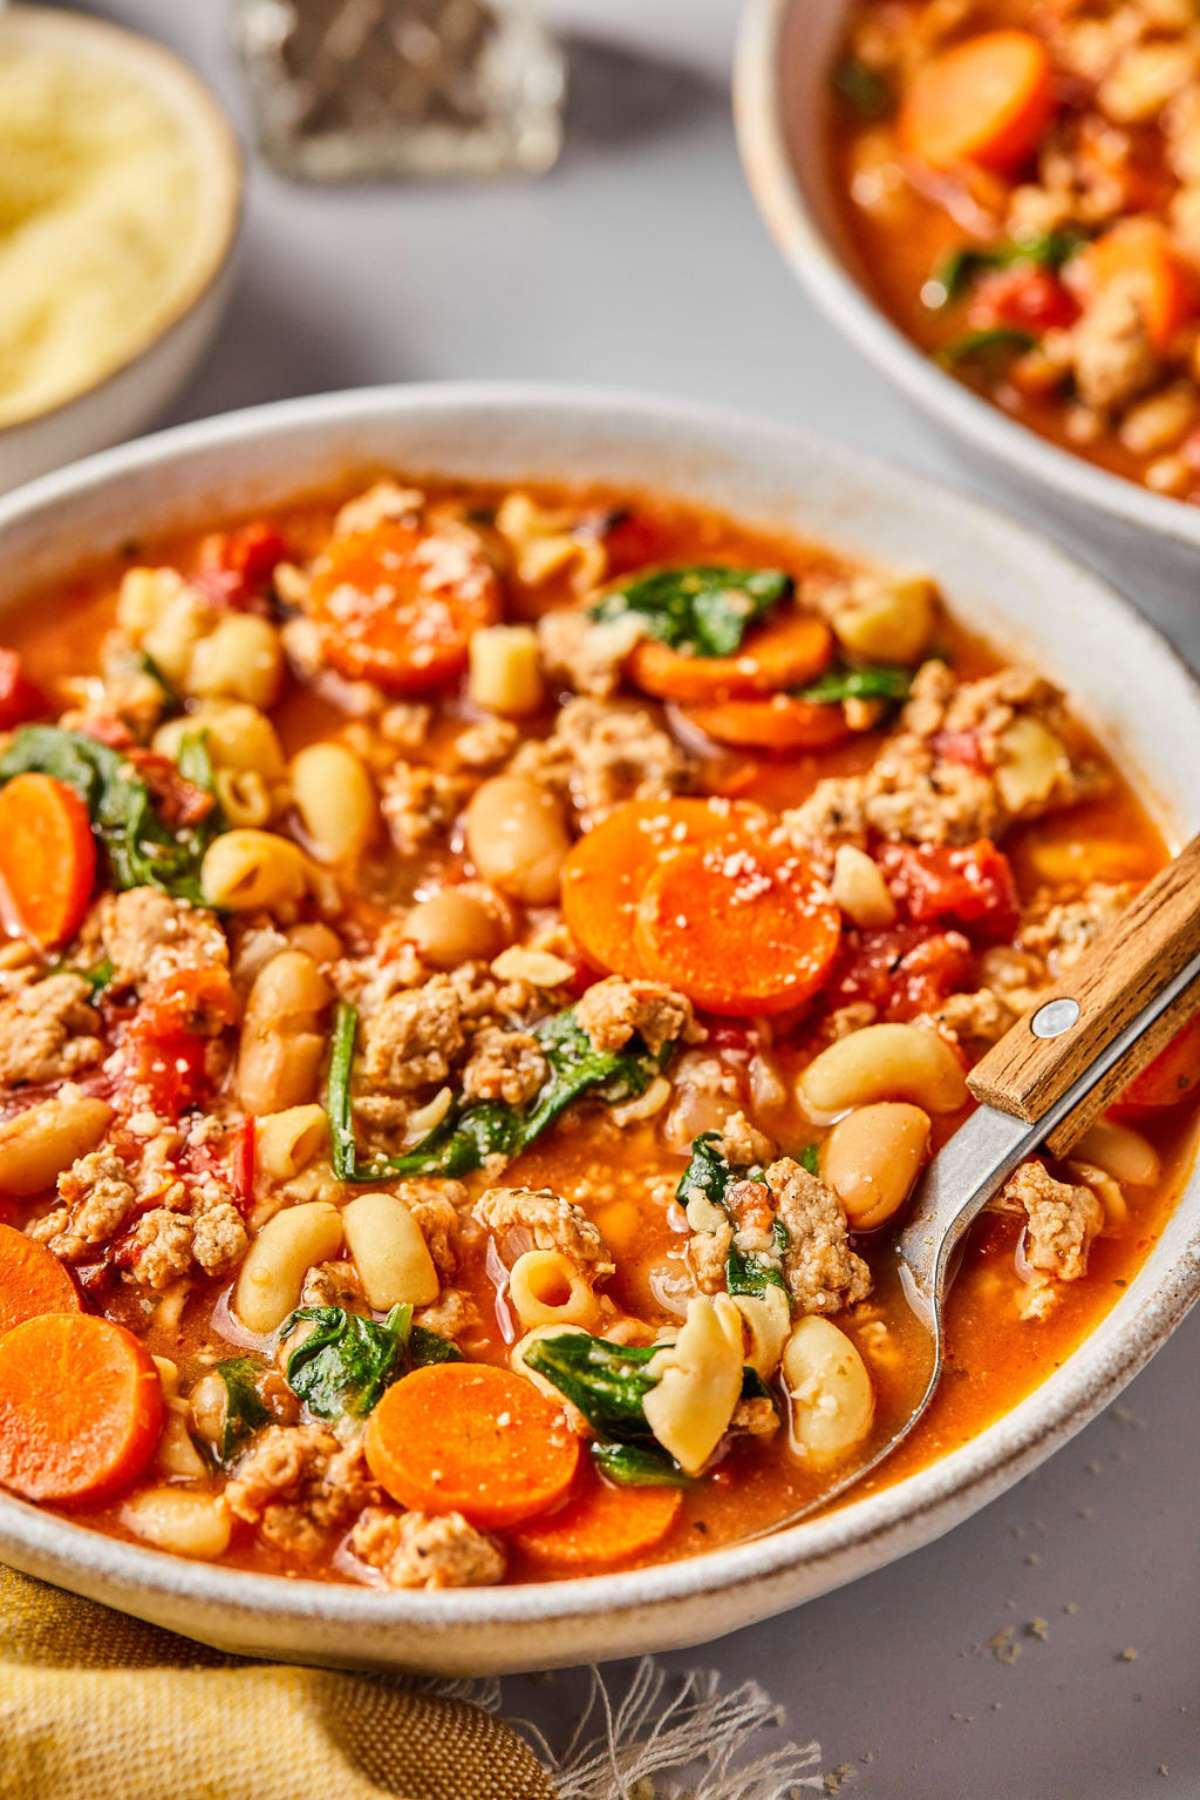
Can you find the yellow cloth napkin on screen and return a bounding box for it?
[0,1565,555,1800]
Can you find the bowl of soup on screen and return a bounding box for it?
[735,0,1200,582]
[0,383,1195,1674]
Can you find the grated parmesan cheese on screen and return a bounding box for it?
[0,42,201,425]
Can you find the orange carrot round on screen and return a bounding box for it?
[1082,220,1197,351]
[627,611,833,705]
[899,31,1054,174]
[1113,1013,1200,1116]
[364,1362,581,1531]
[0,1223,80,1339]
[683,695,852,753]
[0,772,96,949]
[510,1471,682,1569]
[305,520,502,692]
[561,796,768,978]
[633,825,842,1016]
[0,1313,163,1504]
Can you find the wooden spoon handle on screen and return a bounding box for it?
[968,833,1200,1127]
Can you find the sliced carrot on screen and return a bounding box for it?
[305,519,502,693]
[628,611,833,705]
[0,1223,80,1338]
[510,1471,682,1570]
[898,31,1054,174]
[1113,1013,1200,1116]
[633,825,842,1016]
[683,695,852,753]
[0,1313,163,1505]
[561,796,768,978]
[1081,220,1197,351]
[364,1361,582,1531]
[0,772,97,949]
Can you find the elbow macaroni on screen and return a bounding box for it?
[507,1249,599,1331]
[643,1294,744,1476]
[202,829,308,912]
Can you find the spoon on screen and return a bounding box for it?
[754,832,1200,1535]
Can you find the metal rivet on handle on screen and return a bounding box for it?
[1031,997,1081,1039]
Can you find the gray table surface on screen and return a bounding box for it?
[54,2,1200,1792]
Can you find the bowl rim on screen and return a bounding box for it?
[0,4,243,440]
[0,378,1198,1637]
[732,0,1200,553]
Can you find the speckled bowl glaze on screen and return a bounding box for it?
[0,385,1196,1676]
[734,0,1200,598]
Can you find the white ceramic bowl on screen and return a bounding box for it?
[0,7,242,492]
[0,384,1197,1676]
[734,0,1200,584]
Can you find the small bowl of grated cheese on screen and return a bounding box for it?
[0,6,242,490]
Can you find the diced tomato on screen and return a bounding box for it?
[116,1022,210,1117]
[705,1021,759,1053]
[233,1117,256,1211]
[78,715,135,751]
[1112,1013,1200,1117]
[882,840,1020,942]
[829,922,975,1021]
[195,521,289,611]
[0,650,49,731]
[115,970,237,1117]
[931,729,985,770]
[125,750,215,831]
[597,511,668,578]
[967,266,1078,334]
[139,968,239,1039]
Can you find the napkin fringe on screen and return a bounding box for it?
[513,1656,824,1799]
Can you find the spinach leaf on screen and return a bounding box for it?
[280,1301,461,1421]
[798,1142,821,1177]
[832,55,893,120]
[676,1133,788,1299]
[0,725,213,901]
[523,1332,661,1440]
[138,650,181,711]
[797,664,913,705]
[327,1000,670,1183]
[212,1356,269,1463]
[936,327,1036,370]
[528,1328,777,1453]
[924,230,1087,309]
[592,1440,692,1488]
[590,565,792,659]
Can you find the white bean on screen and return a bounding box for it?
[0,1096,113,1197]
[341,1191,439,1310]
[237,950,330,1115]
[406,889,502,968]
[783,1316,874,1461]
[291,742,378,862]
[821,1102,931,1231]
[799,1024,968,1120]
[1072,1117,1160,1188]
[465,775,568,904]
[234,1200,344,1332]
[119,1487,232,1560]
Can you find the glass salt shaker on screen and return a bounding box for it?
[235,0,566,181]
